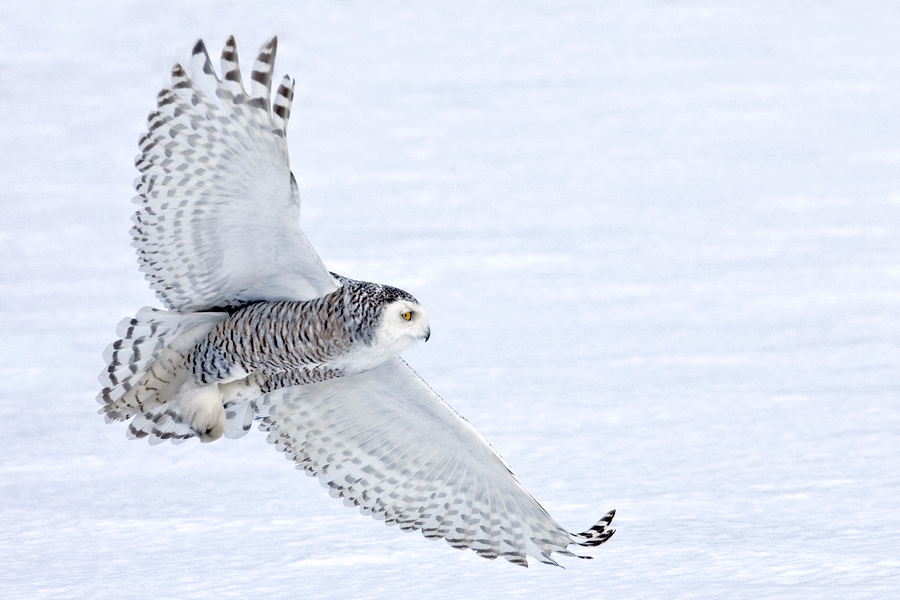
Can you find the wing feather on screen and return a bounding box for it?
[131,36,338,311]
[271,75,295,135]
[248,37,276,109]
[257,357,615,566]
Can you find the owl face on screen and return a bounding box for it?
[374,299,431,354]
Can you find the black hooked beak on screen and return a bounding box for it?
[423,327,431,342]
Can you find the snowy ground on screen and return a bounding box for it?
[2,1,900,598]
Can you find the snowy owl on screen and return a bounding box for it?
[99,36,615,567]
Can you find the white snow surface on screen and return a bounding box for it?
[2,1,899,598]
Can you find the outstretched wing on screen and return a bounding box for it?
[132,37,339,311]
[258,357,615,566]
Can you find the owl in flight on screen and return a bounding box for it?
[99,37,615,567]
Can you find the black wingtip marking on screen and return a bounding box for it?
[192,39,216,76]
[571,509,617,548]
[250,69,271,85]
[222,35,238,61]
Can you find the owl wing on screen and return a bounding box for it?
[257,357,615,567]
[132,37,339,311]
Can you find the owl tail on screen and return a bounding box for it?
[98,307,230,444]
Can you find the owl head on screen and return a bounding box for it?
[374,296,431,355]
[338,276,432,355]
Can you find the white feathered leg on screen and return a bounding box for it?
[173,381,228,442]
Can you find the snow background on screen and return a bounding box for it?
[2,0,899,597]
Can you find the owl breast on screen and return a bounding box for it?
[190,295,353,385]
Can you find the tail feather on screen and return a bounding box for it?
[127,381,228,443]
[128,409,196,445]
[98,307,228,438]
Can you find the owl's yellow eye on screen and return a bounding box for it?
[401,311,412,321]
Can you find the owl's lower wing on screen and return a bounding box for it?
[258,357,615,567]
[132,37,339,311]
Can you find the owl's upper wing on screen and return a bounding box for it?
[132,37,339,311]
[257,357,615,567]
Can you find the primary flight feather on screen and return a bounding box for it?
[99,36,615,567]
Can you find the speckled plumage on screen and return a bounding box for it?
[98,36,615,567]
[191,275,418,390]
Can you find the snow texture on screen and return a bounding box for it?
[1,1,899,598]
